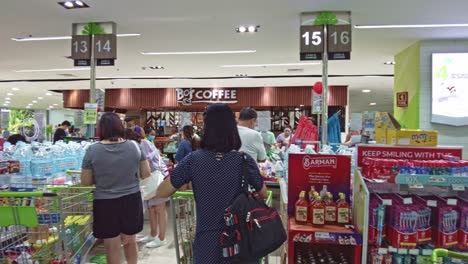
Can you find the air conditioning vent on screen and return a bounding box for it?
[57,73,77,77]
[287,68,304,73]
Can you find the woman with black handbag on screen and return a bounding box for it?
[156,103,268,264]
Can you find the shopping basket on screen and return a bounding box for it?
[432,249,468,264]
[0,187,94,264]
[170,190,274,264]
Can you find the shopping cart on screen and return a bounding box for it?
[0,187,94,264]
[171,190,274,264]
[432,249,468,264]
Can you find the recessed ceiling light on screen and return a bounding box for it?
[3,104,8,107]
[15,68,90,73]
[140,50,256,55]
[362,89,371,93]
[46,92,53,96]
[384,61,396,65]
[300,104,304,107]
[235,74,248,77]
[355,23,468,29]
[221,62,320,68]
[28,104,33,106]
[26,106,31,109]
[11,34,140,42]
[4,101,10,104]
[149,66,165,70]
[58,0,89,9]
[53,103,58,106]
[38,97,44,100]
[236,25,259,33]
[7,93,13,96]
[5,98,10,100]
[32,100,38,103]
[237,26,247,33]
[49,106,54,109]
[11,87,19,91]
[369,102,377,106]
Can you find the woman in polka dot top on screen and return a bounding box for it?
[156,103,268,263]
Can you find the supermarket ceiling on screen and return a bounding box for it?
[1,0,468,111]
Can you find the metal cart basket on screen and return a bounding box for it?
[171,190,274,264]
[0,187,94,264]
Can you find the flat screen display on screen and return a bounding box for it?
[432,53,468,126]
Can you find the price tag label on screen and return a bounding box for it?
[314,232,331,239]
[403,197,413,204]
[398,248,408,255]
[378,248,388,254]
[388,247,397,253]
[409,249,419,255]
[382,199,392,206]
[452,184,465,191]
[409,184,424,189]
[447,199,458,206]
[427,200,437,207]
[422,249,432,256]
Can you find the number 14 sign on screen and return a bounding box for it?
[300,24,352,61]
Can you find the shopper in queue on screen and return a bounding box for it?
[175,125,200,162]
[237,107,267,162]
[81,112,151,264]
[135,127,170,248]
[53,120,71,143]
[156,103,267,264]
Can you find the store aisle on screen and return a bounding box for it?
[86,204,178,264]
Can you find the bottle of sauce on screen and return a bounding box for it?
[295,191,309,224]
[324,192,337,224]
[337,193,350,225]
[308,192,319,222]
[312,196,325,226]
[308,185,316,202]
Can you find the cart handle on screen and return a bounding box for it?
[0,192,57,198]
[432,249,468,263]
[172,190,273,204]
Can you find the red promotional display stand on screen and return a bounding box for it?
[288,154,362,264]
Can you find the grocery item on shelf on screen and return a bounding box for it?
[311,196,325,226]
[324,192,337,224]
[362,156,468,183]
[1,141,91,191]
[337,192,350,225]
[295,191,309,225]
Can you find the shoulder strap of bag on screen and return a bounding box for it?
[240,152,249,193]
[131,140,141,178]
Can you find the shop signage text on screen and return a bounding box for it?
[397,92,409,107]
[176,88,238,106]
[356,145,463,167]
[303,156,337,169]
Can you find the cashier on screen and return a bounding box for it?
[276,125,294,148]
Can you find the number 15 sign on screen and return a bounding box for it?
[300,24,352,61]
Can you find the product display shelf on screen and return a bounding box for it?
[395,174,468,187]
[288,218,362,245]
[353,169,370,264]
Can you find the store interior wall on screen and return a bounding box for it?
[49,109,75,128]
[419,39,468,158]
[394,42,421,129]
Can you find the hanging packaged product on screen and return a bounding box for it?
[337,193,350,225]
[425,196,459,248]
[295,191,309,224]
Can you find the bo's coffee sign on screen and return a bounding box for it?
[176,88,238,106]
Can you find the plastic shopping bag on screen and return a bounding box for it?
[140,170,164,200]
